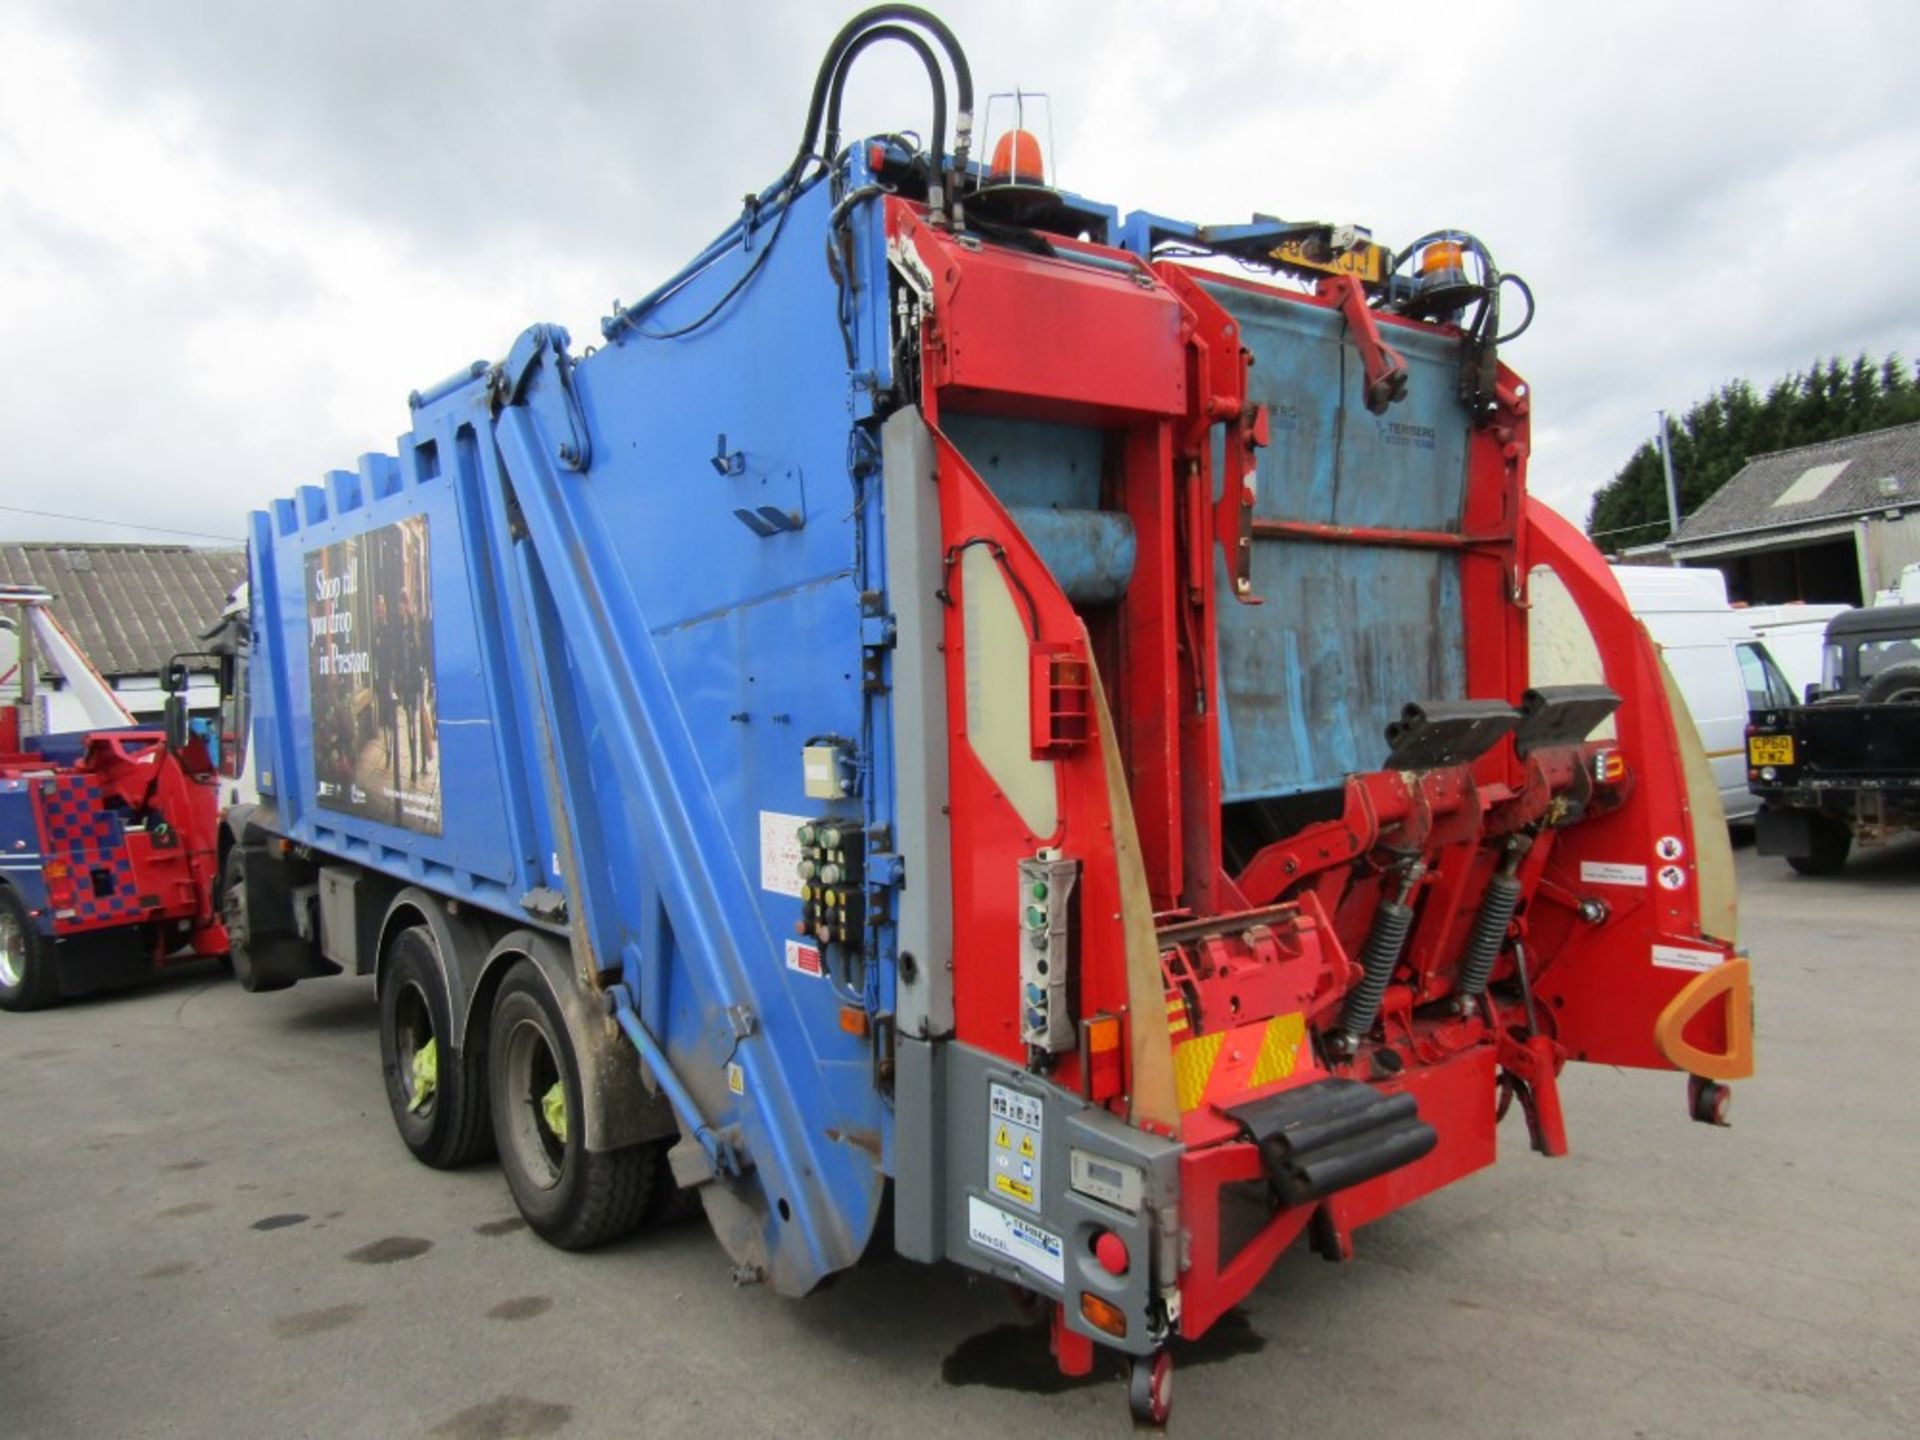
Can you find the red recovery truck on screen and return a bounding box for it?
[223,8,1754,1422]
[0,586,228,1009]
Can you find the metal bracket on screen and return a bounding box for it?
[518,886,568,923]
[712,433,746,476]
[495,323,593,472]
[607,985,749,1180]
[1325,274,1410,415]
[1383,698,1520,770]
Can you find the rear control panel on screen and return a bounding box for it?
[798,820,865,949]
[1019,850,1079,1052]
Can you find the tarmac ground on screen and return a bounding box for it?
[2,838,1916,1437]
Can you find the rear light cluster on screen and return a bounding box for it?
[1031,644,1091,756]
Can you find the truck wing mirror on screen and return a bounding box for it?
[163,691,190,752]
[1803,683,1822,704]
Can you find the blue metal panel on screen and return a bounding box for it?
[1204,283,1470,800]
[252,447,520,910]
[0,780,54,936]
[942,414,1104,511]
[247,167,900,1295]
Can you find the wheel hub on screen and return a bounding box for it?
[0,912,25,988]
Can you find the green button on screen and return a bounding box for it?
[1031,881,1049,901]
[1026,905,1046,929]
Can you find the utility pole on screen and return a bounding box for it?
[1655,410,1681,541]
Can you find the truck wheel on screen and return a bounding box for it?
[1861,664,1920,705]
[379,927,494,1168]
[224,847,292,993]
[488,961,652,1249]
[1786,818,1852,876]
[0,887,60,1012]
[1128,1349,1174,1426]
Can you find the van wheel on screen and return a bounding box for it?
[488,961,651,1249]
[0,887,60,1012]
[379,927,494,1168]
[1786,818,1852,876]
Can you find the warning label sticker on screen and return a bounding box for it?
[987,1082,1043,1214]
[1652,944,1723,972]
[1580,860,1647,887]
[967,1196,1064,1285]
[759,811,811,898]
[785,939,823,978]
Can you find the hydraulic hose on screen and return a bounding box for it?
[823,25,948,213]
[789,6,974,192]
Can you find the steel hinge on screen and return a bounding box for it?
[494,322,593,472]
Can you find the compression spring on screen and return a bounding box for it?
[1455,837,1532,1001]
[1338,862,1424,1044]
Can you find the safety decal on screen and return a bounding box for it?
[1173,1032,1225,1113]
[1174,1012,1307,1112]
[987,1082,1043,1213]
[758,810,811,898]
[1656,864,1687,891]
[1652,944,1722,973]
[1248,1012,1307,1088]
[785,939,823,977]
[1580,860,1647,887]
[726,1062,745,1096]
[1655,835,1685,862]
[967,1196,1064,1285]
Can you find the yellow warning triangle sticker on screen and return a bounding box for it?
[995,1125,1011,1149]
[1018,1135,1035,1159]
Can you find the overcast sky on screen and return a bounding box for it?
[2,0,1915,548]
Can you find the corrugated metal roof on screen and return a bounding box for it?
[0,543,246,678]
[1671,421,1920,546]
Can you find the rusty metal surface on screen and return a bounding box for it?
[1205,284,1472,800]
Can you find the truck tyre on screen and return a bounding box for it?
[1861,664,1920,705]
[224,847,293,993]
[1787,817,1852,876]
[0,887,60,1012]
[488,961,652,1249]
[379,927,494,1168]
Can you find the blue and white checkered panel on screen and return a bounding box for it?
[32,775,144,931]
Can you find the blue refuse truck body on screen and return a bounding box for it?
[236,150,907,1289]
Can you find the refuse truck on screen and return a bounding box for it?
[222,7,1753,1421]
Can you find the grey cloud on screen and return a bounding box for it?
[3,0,1917,544]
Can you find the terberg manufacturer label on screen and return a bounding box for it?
[966,1197,1065,1285]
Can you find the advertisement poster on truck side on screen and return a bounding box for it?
[305,515,442,835]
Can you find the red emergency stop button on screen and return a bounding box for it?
[1094,1230,1129,1276]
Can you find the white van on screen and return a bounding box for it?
[1612,566,1795,823]
[1742,602,1849,699]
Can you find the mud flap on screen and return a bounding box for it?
[1519,502,1752,1079]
